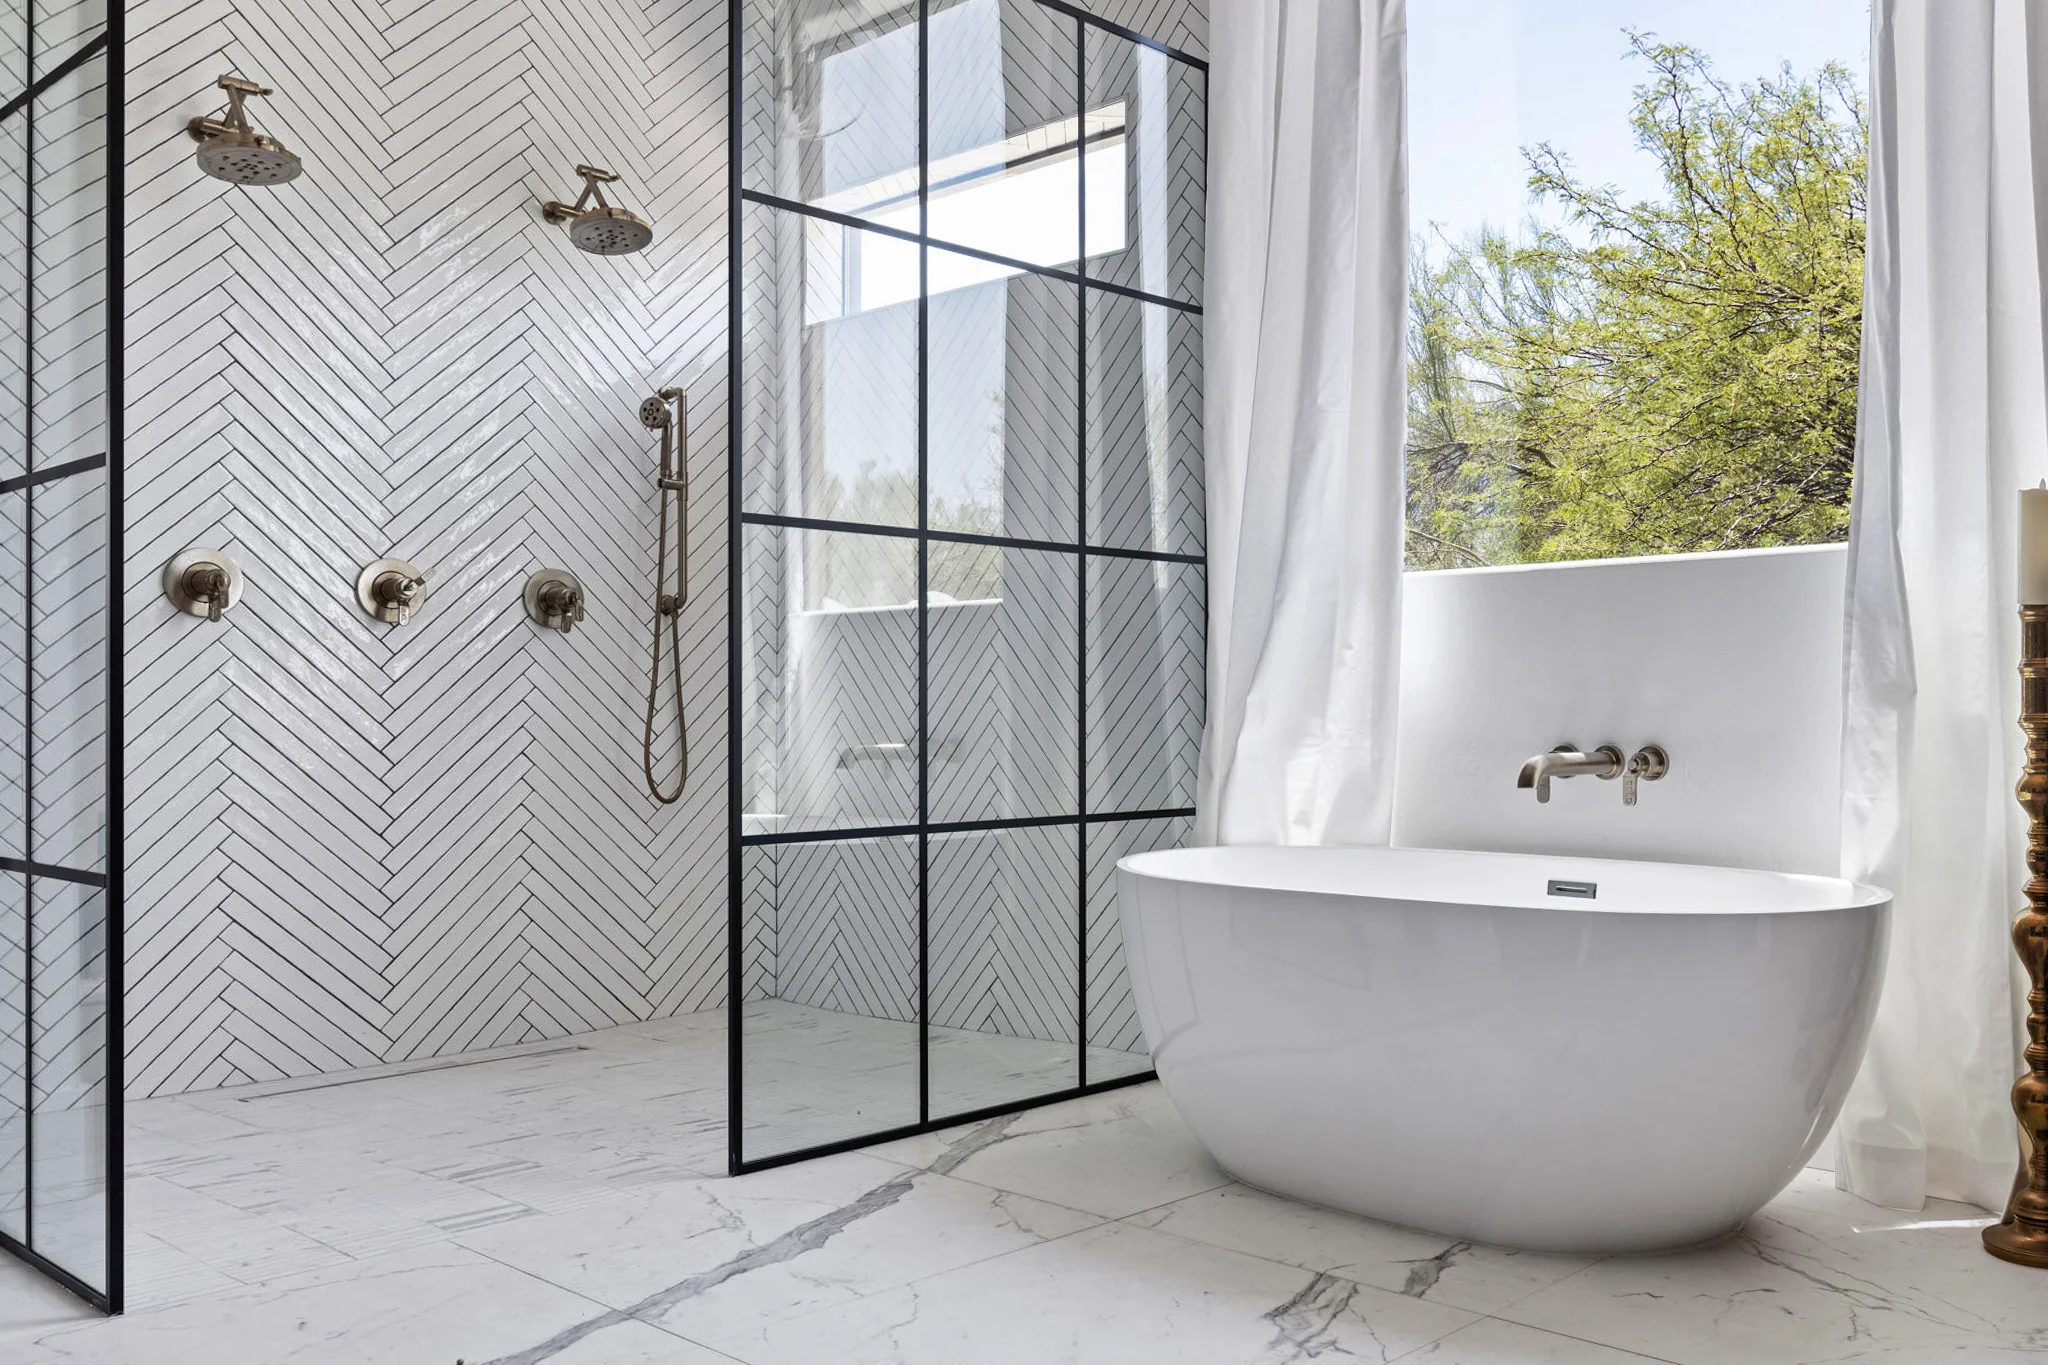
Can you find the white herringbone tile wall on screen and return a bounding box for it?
[121,0,730,1097]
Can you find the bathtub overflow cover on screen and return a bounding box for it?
[1547,879,1598,900]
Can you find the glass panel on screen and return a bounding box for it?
[741,0,920,218]
[1086,292,1200,555]
[32,0,105,85]
[31,53,105,472]
[0,106,25,486]
[0,872,22,1243]
[30,463,103,870]
[925,0,1081,266]
[740,836,920,1160]
[1084,31,1203,305]
[741,199,920,528]
[0,490,22,861]
[28,875,106,1281]
[928,253,1078,544]
[928,545,1077,822]
[929,822,1078,1118]
[1086,814,1187,1082]
[743,522,920,835]
[1086,556,1203,813]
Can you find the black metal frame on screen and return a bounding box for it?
[727,0,1205,1176]
[0,12,125,1315]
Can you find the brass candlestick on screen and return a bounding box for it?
[1986,604,2048,1267]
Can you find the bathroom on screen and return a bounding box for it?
[2,0,2044,1359]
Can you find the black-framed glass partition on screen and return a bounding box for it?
[0,0,124,1313]
[728,0,1204,1169]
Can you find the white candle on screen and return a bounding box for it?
[2026,483,2048,605]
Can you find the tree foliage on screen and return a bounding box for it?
[1406,35,1867,569]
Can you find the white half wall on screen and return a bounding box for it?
[1393,545,1847,876]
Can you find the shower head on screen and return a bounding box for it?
[187,75,302,186]
[543,165,654,256]
[638,395,673,428]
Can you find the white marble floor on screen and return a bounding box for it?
[5,1005,2047,1364]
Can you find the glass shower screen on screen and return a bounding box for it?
[0,0,123,1313]
[728,0,1205,1168]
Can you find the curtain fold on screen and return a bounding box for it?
[1196,0,1408,848]
[1837,0,2048,1212]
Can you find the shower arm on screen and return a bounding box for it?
[187,77,280,143]
[542,165,623,224]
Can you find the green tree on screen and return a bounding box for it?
[1406,34,1867,569]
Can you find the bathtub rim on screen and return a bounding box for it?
[1117,843,1889,916]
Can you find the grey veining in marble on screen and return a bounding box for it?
[8,1005,2048,1365]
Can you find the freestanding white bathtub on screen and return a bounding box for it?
[1116,845,1889,1254]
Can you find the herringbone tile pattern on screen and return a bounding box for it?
[122,0,730,1097]
[734,0,1205,1083]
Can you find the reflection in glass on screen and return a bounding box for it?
[0,874,23,1244]
[928,547,1078,823]
[1086,816,1188,1082]
[929,823,1078,1118]
[741,201,919,528]
[1087,557,1204,813]
[1084,28,1204,305]
[31,466,106,871]
[740,0,920,215]
[1087,294,1202,555]
[740,838,920,1159]
[928,256,1078,544]
[28,877,107,1281]
[32,59,109,473]
[741,523,920,835]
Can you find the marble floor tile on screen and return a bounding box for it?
[1128,1181,1597,1315]
[0,1255,98,1349]
[1405,1317,1671,1363]
[21,1003,2048,1365]
[724,1220,1480,1365]
[1495,1170,2048,1364]
[20,1244,614,1365]
[866,1083,1230,1218]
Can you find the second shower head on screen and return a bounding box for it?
[543,165,653,256]
[188,75,302,186]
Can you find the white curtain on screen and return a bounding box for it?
[1837,0,2048,1212]
[1196,0,1409,847]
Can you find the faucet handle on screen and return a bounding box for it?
[1623,745,1670,806]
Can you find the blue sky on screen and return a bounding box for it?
[1408,0,1869,247]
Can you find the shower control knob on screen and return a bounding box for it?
[357,558,431,626]
[524,569,585,635]
[164,548,244,621]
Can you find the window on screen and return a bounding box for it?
[1405,2,1868,569]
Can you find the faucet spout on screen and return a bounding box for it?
[1516,744,1624,803]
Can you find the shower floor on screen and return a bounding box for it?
[4,1006,2044,1364]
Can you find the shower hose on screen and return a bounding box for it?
[644,390,689,803]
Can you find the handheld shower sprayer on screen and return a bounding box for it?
[642,388,689,803]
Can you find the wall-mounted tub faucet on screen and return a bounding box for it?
[1517,744,1622,803]
[1516,742,1670,805]
[1623,745,1670,806]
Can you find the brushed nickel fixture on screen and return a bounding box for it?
[356,558,431,626]
[187,75,302,186]
[1623,745,1670,806]
[524,569,585,634]
[1516,743,1670,805]
[542,165,653,256]
[163,548,244,621]
[641,388,689,802]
